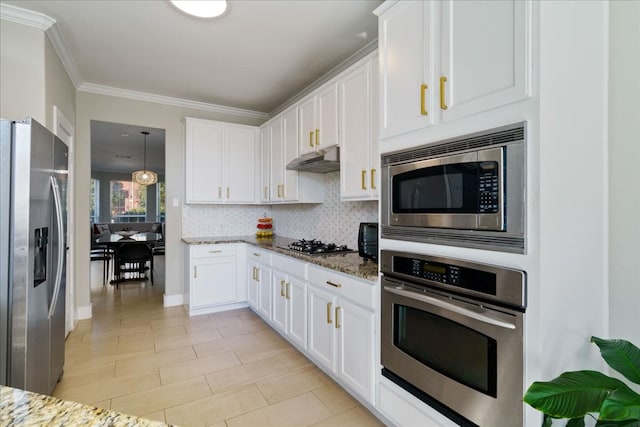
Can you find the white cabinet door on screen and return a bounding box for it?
[247,260,259,309]
[191,256,237,308]
[307,285,336,372]
[225,125,258,203]
[259,125,271,203]
[272,269,288,333]
[378,0,433,139]
[185,119,224,203]
[282,107,300,201]
[316,82,339,152]
[336,298,375,403]
[298,96,317,156]
[269,117,284,201]
[340,58,374,200]
[257,263,272,319]
[439,0,529,122]
[287,276,307,350]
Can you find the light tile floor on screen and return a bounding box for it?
[54,256,384,427]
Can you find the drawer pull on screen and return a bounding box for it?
[420,83,428,115]
[253,253,260,257]
[361,170,367,190]
[218,187,222,199]
[264,186,268,199]
[315,128,319,146]
[194,265,197,278]
[326,302,332,324]
[326,280,342,288]
[286,282,290,300]
[309,131,314,147]
[440,76,448,110]
[208,250,222,254]
[335,306,341,329]
[370,168,376,190]
[280,280,286,297]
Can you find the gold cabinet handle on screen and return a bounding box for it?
[264,186,268,199]
[326,280,342,288]
[227,187,230,199]
[326,302,333,324]
[286,282,290,300]
[276,184,281,198]
[361,170,367,190]
[440,77,448,110]
[420,83,428,115]
[309,131,314,147]
[252,266,256,281]
[371,169,376,190]
[194,265,197,279]
[253,253,260,257]
[218,187,222,199]
[280,184,285,198]
[315,128,319,146]
[280,279,286,297]
[208,250,222,254]
[335,306,341,329]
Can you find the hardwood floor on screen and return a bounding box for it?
[54,256,383,426]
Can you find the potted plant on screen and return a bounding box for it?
[523,336,640,426]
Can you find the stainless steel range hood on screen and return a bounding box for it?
[286,145,340,173]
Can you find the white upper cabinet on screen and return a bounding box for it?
[339,55,379,200]
[376,0,530,139]
[185,117,258,204]
[378,0,434,139]
[298,82,339,156]
[439,0,529,122]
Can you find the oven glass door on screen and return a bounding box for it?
[394,303,497,397]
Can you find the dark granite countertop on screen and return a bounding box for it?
[0,385,171,427]
[182,235,379,282]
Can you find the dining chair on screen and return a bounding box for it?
[115,242,153,288]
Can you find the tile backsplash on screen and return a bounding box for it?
[182,172,378,249]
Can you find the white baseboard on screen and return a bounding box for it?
[164,293,184,307]
[76,304,92,320]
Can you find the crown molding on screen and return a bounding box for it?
[0,2,55,30]
[46,24,83,88]
[78,83,270,121]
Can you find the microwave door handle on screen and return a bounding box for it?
[384,286,516,330]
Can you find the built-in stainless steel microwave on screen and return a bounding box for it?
[381,123,526,253]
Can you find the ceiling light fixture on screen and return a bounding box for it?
[132,131,157,186]
[169,0,227,18]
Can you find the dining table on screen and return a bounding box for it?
[94,232,163,284]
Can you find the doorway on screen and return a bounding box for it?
[90,121,166,300]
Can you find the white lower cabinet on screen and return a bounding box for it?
[186,243,246,316]
[271,254,308,350]
[307,265,376,405]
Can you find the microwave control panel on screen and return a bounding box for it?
[478,162,499,213]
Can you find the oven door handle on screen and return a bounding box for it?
[384,286,516,330]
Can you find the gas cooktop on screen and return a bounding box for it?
[278,239,354,256]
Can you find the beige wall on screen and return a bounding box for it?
[75,91,263,312]
[609,1,640,346]
[0,20,46,123]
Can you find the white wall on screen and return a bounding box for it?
[75,91,263,312]
[537,0,609,378]
[0,20,46,123]
[608,1,640,346]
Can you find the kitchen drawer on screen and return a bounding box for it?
[308,264,375,309]
[272,253,306,279]
[190,243,237,258]
[248,248,272,265]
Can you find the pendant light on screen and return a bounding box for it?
[132,131,157,186]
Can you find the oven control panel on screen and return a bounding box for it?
[380,250,526,309]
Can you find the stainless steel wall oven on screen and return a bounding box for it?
[381,250,526,427]
[381,122,526,253]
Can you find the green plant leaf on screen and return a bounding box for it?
[595,420,640,427]
[591,337,640,385]
[524,370,628,418]
[599,385,640,421]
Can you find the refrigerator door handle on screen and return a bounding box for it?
[48,175,64,320]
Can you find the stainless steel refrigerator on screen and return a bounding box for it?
[0,117,67,395]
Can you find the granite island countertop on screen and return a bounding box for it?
[182,235,379,282]
[0,385,173,427]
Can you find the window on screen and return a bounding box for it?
[110,180,146,223]
[90,178,99,223]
